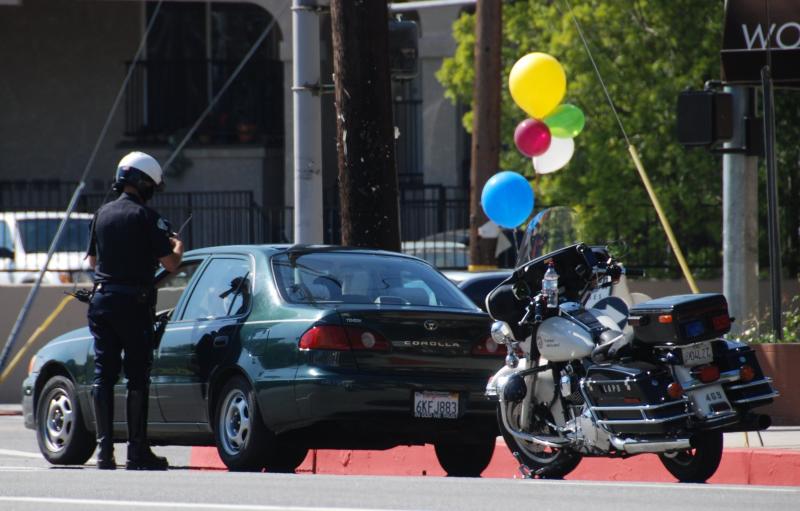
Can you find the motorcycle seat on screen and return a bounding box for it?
[591,330,632,363]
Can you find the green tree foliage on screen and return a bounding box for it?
[438,0,740,276]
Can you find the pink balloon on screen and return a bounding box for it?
[514,119,552,157]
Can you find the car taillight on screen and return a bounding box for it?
[346,328,390,351]
[471,336,508,356]
[299,325,390,351]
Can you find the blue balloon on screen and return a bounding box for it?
[480,171,534,228]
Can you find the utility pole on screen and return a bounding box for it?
[722,86,759,336]
[468,0,502,271]
[330,0,401,251]
[293,0,324,244]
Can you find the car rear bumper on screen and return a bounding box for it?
[288,366,497,446]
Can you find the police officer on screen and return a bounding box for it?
[87,151,183,470]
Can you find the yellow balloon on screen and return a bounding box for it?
[509,53,566,119]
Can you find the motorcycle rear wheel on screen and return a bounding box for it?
[496,405,581,479]
[658,431,723,483]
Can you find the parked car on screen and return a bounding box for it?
[401,240,468,269]
[0,211,94,284]
[444,270,513,312]
[22,245,506,475]
[401,228,520,269]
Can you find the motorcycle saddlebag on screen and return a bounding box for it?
[628,293,731,345]
[584,362,687,435]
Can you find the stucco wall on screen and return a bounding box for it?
[0,0,140,184]
[0,0,290,205]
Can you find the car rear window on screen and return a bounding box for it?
[272,251,477,310]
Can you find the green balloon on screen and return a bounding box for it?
[544,104,585,138]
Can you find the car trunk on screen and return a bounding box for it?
[334,306,501,376]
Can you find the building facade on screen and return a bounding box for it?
[0,0,470,245]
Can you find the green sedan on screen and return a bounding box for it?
[22,245,505,475]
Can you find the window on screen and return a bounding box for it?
[272,252,475,310]
[0,221,12,252]
[125,2,283,146]
[17,218,92,253]
[155,260,203,312]
[181,258,251,320]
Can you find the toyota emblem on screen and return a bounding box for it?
[424,320,439,331]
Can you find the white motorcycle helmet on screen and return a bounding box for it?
[114,151,165,200]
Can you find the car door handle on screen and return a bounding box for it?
[213,335,229,347]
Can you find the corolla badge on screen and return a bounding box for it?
[424,320,439,331]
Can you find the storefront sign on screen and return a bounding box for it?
[721,0,800,86]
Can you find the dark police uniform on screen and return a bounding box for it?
[87,192,172,389]
[87,191,172,469]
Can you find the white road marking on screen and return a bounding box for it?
[520,479,800,493]
[0,497,407,511]
[0,448,43,459]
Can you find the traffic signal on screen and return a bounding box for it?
[676,89,733,148]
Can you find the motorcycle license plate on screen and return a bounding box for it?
[681,341,713,367]
[414,391,459,419]
[687,383,732,418]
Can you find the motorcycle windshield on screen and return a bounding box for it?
[516,207,580,268]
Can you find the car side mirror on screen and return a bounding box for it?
[0,247,13,259]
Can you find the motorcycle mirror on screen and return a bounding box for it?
[491,320,516,345]
[512,281,531,300]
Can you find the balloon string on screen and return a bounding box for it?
[557,0,630,146]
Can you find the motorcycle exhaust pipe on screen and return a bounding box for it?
[610,436,691,454]
[498,400,570,449]
[719,413,772,433]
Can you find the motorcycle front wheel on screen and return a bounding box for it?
[496,404,581,479]
[658,431,723,483]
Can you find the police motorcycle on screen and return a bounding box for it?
[485,208,778,482]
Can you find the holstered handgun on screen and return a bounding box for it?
[65,288,94,304]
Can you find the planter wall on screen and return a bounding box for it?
[752,343,800,426]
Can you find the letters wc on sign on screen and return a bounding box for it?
[721,0,800,85]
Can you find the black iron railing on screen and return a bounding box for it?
[0,181,728,272]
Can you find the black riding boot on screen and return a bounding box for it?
[92,384,116,470]
[125,388,168,470]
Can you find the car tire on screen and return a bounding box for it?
[214,375,274,472]
[265,441,309,473]
[36,375,95,465]
[434,437,496,477]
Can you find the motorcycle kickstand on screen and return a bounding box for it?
[512,451,533,479]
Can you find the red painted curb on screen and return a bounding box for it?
[190,443,800,485]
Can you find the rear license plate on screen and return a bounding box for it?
[688,383,732,418]
[413,391,459,419]
[681,341,713,367]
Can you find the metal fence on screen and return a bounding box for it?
[0,181,729,272]
[0,181,466,244]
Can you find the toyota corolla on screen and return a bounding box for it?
[22,245,504,475]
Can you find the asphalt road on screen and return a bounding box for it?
[1,415,798,511]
